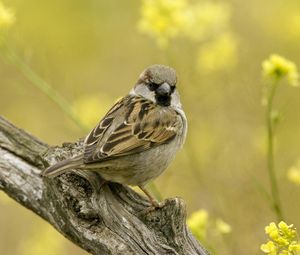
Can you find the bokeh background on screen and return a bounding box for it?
[1,0,300,254]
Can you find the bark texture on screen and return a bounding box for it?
[0,116,209,255]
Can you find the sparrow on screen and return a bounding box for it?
[42,64,187,208]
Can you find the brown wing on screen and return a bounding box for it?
[83,96,127,160]
[83,95,182,163]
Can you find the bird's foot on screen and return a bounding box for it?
[141,200,165,214]
[138,185,165,213]
[150,198,164,208]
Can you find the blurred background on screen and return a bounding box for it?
[1,0,300,254]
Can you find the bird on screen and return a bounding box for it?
[42,64,187,208]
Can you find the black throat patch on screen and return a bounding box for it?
[155,95,171,106]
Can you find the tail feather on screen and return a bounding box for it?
[42,155,84,177]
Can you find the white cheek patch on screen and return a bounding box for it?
[170,90,182,109]
[131,84,156,103]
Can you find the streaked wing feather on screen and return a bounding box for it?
[84,96,181,164]
[83,97,126,160]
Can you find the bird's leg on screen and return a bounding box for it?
[138,185,163,208]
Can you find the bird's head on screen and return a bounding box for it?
[132,64,181,107]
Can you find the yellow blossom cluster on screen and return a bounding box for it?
[187,209,231,242]
[261,221,300,255]
[138,0,187,48]
[0,1,15,31]
[188,209,209,241]
[262,54,299,87]
[138,0,232,48]
[138,0,237,73]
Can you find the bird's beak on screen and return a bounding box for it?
[156,82,171,96]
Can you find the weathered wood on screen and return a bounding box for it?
[0,116,209,255]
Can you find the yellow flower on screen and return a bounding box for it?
[266,222,280,240]
[138,0,187,48]
[278,252,289,255]
[261,241,278,255]
[188,209,232,245]
[278,222,296,239]
[262,54,299,87]
[266,222,278,234]
[187,209,209,241]
[0,1,15,30]
[215,218,232,234]
[262,221,300,255]
[289,241,300,252]
[287,160,300,186]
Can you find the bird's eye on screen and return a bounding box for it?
[148,83,159,91]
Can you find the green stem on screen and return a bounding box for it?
[251,174,272,205]
[266,81,284,221]
[0,43,89,132]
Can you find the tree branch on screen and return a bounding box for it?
[0,116,209,255]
